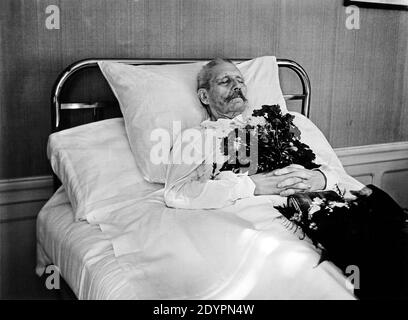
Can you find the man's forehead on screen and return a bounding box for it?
[211,62,243,79]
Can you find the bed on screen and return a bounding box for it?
[36,57,362,300]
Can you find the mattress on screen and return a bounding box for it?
[36,186,356,300]
[36,186,142,299]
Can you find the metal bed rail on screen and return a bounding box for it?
[51,58,311,132]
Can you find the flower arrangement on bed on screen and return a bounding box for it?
[217,104,320,174]
[211,104,361,250]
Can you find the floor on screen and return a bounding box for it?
[1,273,61,300]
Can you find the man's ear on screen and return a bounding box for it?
[197,88,209,105]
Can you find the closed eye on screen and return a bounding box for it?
[218,79,230,85]
[217,76,244,85]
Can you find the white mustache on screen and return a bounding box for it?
[225,90,247,103]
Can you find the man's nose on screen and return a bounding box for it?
[232,80,243,90]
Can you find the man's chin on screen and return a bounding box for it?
[228,100,248,113]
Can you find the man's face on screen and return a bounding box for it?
[199,62,248,120]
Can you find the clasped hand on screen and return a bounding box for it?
[250,164,326,197]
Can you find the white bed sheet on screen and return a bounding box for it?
[36,186,356,300]
[36,187,144,299]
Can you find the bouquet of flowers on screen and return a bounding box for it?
[276,185,408,300]
[217,104,320,175]
[273,188,362,268]
[210,104,361,266]
[274,185,406,271]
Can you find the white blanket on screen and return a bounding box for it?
[89,192,354,299]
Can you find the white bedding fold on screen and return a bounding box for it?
[86,190,355,299]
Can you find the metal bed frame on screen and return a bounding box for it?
[50,58,311,132]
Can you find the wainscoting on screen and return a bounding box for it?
[0,141,407,299]
[0,176,55,299]
[337,141,408,208]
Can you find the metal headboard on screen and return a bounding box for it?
[51,58,311,132]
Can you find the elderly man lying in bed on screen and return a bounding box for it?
[164,58,361,209]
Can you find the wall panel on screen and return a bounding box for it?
[0,0,407,179]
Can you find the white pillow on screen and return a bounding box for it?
[99,56,287,183]
[47,118,157,222]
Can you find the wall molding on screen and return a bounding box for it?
[0,175,53,206]
[0,175,54,223]
[335,141,408,166]
[335,141,408,185]
[335,141,408,208]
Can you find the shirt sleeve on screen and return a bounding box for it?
[292,112,364,193]
[164,129,256,209]
[312,165,340,191]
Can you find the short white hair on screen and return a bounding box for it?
[197,58,234,90]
